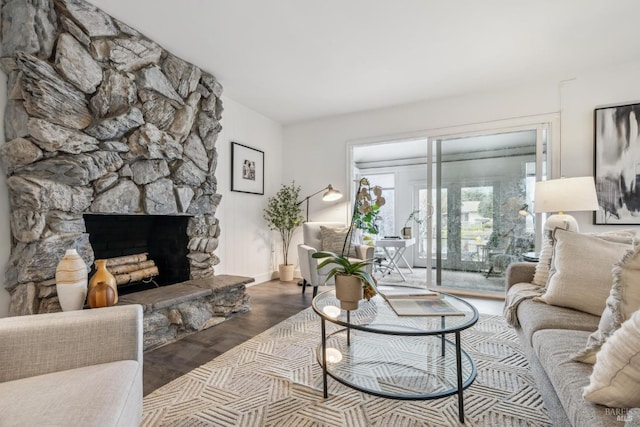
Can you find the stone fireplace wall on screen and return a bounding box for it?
[0,0,224,315]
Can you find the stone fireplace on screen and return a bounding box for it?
[84,214,191,294]
[0,0,250,341]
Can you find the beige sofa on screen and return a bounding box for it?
[506,262,639,427]
[0,305,144,426]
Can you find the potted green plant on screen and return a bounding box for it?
[312,252,377,310]
[401,209,424,239]
[264,182,305,282]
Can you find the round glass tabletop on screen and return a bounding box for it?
[312,285,479,335]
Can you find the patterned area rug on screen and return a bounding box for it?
[142,307,550,426]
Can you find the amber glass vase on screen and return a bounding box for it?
[88,282,117,308]
[89,259,118,304]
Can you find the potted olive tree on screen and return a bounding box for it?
[264,182,305,282]
[312,252,377,310]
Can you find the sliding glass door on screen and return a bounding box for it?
[350,118,554,296]
[425,127,547,292]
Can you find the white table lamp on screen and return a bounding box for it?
[534,177,599,232]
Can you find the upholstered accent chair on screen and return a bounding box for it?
[0,305,144,426]
[298,222,375,297]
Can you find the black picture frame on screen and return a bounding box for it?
[594,102,640,224]
[231,141,264,195]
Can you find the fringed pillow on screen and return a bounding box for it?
[573,239,640,364]
[536,229,631,316]
[532,228,635,287]
[583,308,640,407]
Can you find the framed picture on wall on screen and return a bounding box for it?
[231,142,264,195]
[594,102,640,224]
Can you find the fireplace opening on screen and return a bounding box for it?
[84,214,191,295]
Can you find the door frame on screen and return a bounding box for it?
[346,113,560,289]
[425,121,557,287]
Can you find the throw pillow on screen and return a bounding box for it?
[573,240,640,364]
[320,226,357,258]
[532,228,635,287]
[536,229,631,316]
[531,227,556,287]
[583,308,640,408]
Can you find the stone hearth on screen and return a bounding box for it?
[0,0,229,316]
[121,275,253,351]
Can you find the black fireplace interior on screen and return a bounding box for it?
[84,214,190,295]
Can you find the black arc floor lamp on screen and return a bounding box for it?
[296,184,342,287]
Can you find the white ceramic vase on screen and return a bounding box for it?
[55,249,88,311]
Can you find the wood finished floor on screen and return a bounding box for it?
[142,279,504,396]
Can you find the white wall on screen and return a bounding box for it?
[214,96,284,284]
[283,59,640,247]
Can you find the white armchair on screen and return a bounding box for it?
[298,222,374,297]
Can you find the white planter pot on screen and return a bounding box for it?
[279,264,295,282]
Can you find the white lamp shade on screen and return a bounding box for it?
[534,177,599,213]
[322,185,342,201]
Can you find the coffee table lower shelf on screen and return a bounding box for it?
[316,327,477,421]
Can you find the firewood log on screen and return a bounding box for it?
[115,266,159,285]
[105,253,148,267]
[108,260,156,275]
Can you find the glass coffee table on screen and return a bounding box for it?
[312,287,479,423]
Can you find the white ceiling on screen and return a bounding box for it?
[89,0,640,125]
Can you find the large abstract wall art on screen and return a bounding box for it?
[594,102,640,224]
